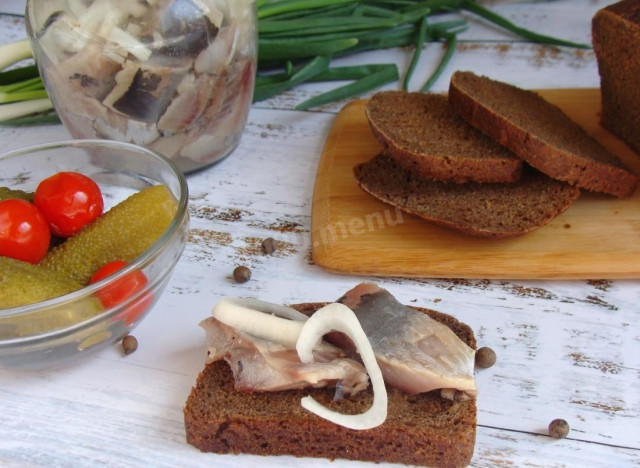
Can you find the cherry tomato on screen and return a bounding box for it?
[89,260,153,325]
[0,199,51,264]
[34,171,104,237]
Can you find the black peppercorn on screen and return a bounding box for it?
[233,265,252,283]
[261,237,279,255]
[122,335,138,355]
[548,419,570,439]
[475,346,497,368]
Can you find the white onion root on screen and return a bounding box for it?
[211,298,307,348]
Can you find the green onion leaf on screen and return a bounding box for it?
[461,0,591,49]
[403,14,429,91]
[253,55,331,102]
[295,64,399,110]
[419,33,458,92]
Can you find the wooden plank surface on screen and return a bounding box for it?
[311,89,640,279]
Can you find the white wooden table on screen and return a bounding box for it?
[1,1,638,467]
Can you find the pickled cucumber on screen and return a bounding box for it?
[0,256,84,309]
[0,186,33,202]
[0,256,104,337]
[40,184,178,284]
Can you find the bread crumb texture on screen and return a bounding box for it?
[449,71,638,198]
[365,91,522,184]
[354,153,580,238]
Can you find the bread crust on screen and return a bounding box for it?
[184,303,477,468]
[449,71,638,198]
[593,0,640,156]
[365,91,523,184]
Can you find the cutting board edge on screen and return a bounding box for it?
[312,254,640,280]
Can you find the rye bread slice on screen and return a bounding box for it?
[354,153,580,238]
[184,302,477,468]
[448,71,638,198]
[364,91,523,184]
[592,0,640,156]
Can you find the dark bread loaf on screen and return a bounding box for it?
[354,152,580,239]
[184,302,477,468]
[593,0,640,156]
[365,91,523,184]
[448,71,638,198]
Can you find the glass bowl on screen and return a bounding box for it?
[25,0,257,174]
[0,140,189,369]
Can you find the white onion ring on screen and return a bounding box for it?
[296,303,388,430]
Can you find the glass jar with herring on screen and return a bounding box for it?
[25,0,257,173]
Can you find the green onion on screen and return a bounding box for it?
[0,38,57,123]
[254,0,590,107]
[0,39,32,71]
[0,112,60,126]
[460,0,591,49]
[295,63,399,110]
[0,63,39,85]
[253,55,331,102]
[0,98,53,122]
[419,32,458,92]
[402,15,429,91]
[258,0,359,19]
[256,63,397,87]
[259,37,359,62]
[0,1,596,123]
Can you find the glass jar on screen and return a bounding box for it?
[25,0,257,174]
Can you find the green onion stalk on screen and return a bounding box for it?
[0,40,56,124]
[0,0,590,124]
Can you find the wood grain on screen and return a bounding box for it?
[311,89,640,279]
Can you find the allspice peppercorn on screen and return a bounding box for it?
[122,335,138,355]
[548,419,570,439]
[233,265,252,283]
[475,346,497,368]
[261,237,279,255]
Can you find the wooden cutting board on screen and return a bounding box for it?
[310,89,640,279]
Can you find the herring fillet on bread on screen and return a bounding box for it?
[354,152,580,239]
[184,302,477,468]
[448,70,639,198]
[365,91,523,184]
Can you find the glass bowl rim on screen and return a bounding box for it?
[0,139,189,344]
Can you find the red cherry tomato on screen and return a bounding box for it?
[34,171,104,237]
[89,260,153,325]
[0,198,51,264]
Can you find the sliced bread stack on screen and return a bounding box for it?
[364,91,522,184]
[355,71,638,238]
[449,71,638,198]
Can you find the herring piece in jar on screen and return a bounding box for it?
[157,0,219,58]
[44,42,123,104]
[156,72,217,133]
[180,58,254,163]
[194,20,237,73]
[103,61,188,123]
